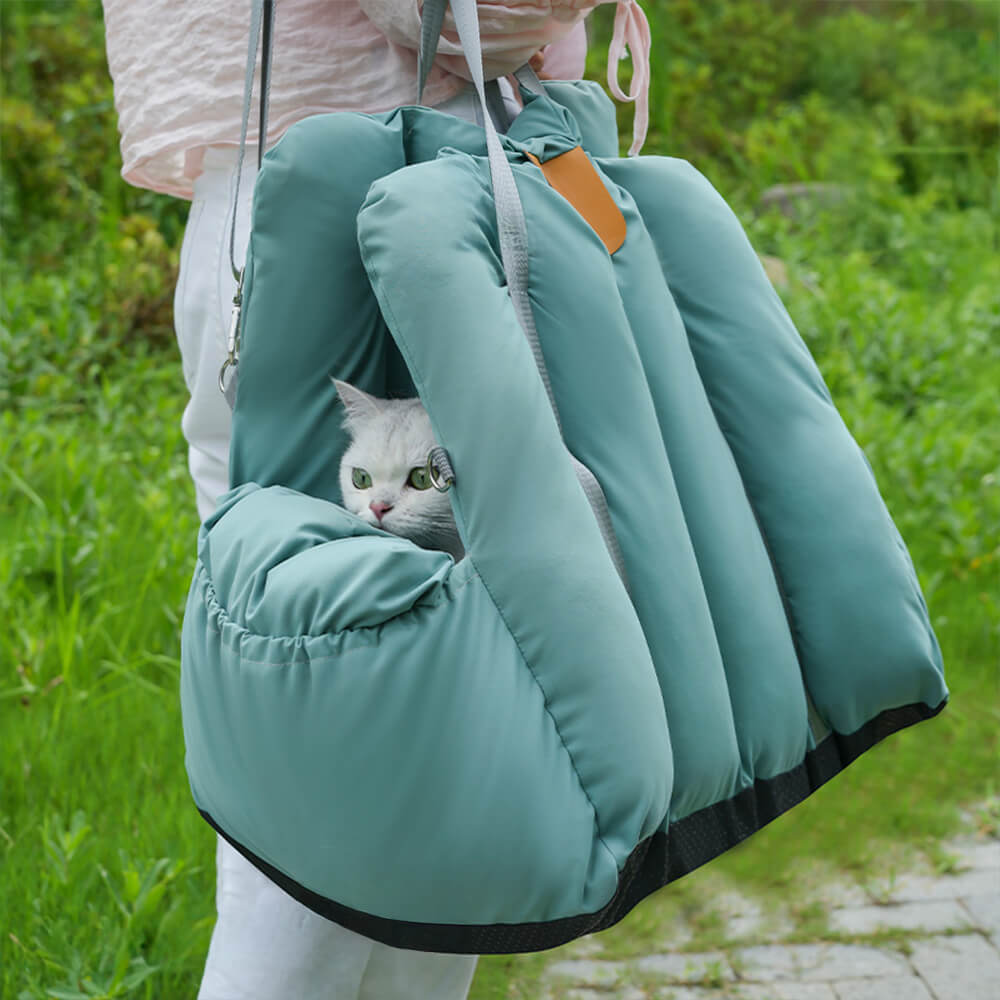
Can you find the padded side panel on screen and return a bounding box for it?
[510,161,744,820]
[229,114,404,504]
[602,156,947,733]
[516,157,811,822]
[182,484,616,923]
[608,210,812,780]
[357,152,673,873]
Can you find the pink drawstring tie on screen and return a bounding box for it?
[607,0,651,156]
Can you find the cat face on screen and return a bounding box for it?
[333,379,464,561]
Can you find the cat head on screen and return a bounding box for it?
[333,379,463,560]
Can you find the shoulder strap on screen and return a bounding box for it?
[417,0,448,105]
[220,0,275,406]
[425,0,629,584]
[229,0,275,284]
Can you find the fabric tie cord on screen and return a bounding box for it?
[607,0,651,155]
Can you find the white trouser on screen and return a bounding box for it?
[176,89,509,996]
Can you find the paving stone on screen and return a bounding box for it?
[651,988,715,1000]
[828,899,974,934]
[889,868,999,903]
[650,989,762,1000]
[727,913,766,939]
[544,959,625,987]
[814,880,869,910]
[733,983,838,1000]
[942,836,1000,872]
[960,892,1000,934]
[713,890,786,941]
[563,935,607,958]
[716,891,762,920]
[831,976,933,1000]
[734,943,910,983]
[758,912,798,943]
[565,989,645,1000]
[653,983,839,1000]
[636,950,734,983]
[669,922,697,950]
[909,933,1000,1000]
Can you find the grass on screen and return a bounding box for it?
[2,0,998,997]
[1,371,209,997]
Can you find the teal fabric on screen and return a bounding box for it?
[182,81,947,947]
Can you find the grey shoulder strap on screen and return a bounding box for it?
[229,0,275,284]
[417,0,448,105]
[220,0,274,407]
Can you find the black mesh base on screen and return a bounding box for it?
[198,697,946,955]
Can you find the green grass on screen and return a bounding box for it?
[1,371,210,997]
[2,0,998,997]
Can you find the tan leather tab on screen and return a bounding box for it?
[525,147,626,254]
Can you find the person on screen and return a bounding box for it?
[99,1,643,996]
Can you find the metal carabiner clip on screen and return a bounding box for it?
[218,270,245,397]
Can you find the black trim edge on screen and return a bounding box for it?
[198,697,946,955]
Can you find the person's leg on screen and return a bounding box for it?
[173,146,252,522]
[358,944,478,1000]
[198,839,376,1000]
[179,145,479,999]
[198,838,479,1000]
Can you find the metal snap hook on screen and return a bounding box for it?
[218,357,236,395]
[219,270,244,398]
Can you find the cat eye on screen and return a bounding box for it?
[352,468,372,489]
[407,466,432,491]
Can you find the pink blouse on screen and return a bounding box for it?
[102,0,649,199]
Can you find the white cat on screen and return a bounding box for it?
[333,379,465,562]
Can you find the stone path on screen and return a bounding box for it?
[539,832,1000,1000]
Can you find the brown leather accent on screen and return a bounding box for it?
[524,147,626,254]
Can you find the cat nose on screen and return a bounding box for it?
[369,501,392,522]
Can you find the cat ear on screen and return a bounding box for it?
[332,378,381,425]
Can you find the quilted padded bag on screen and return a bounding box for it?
[180,0,947,954]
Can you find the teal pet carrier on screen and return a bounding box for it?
[180,0,947,953]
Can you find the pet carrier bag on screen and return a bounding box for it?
[180,0,947,954]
